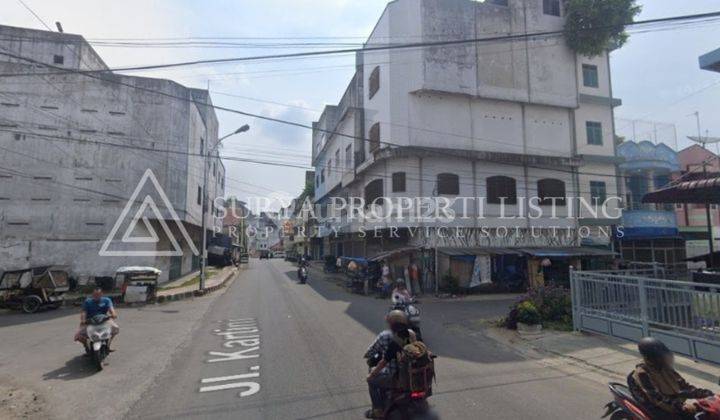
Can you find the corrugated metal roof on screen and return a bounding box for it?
[517,247,616,257]
[437,247,522,256]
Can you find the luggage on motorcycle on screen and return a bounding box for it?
[397,341,435,394]
[696,395,720,419]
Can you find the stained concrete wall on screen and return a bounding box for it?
[0,25,222,279]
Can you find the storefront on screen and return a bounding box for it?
[436,247,527,293]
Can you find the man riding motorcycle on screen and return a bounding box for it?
[74,287,119,351]
[365,310,417,419]
[628,337,715,419]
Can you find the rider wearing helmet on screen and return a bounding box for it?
[628,337,714,419]
[365,310,417,419]
[391,279,412,305]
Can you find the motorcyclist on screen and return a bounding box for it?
[74,287,119,351]
[628,337,714,419]
[365,310,417,419]
[391,279,413,305]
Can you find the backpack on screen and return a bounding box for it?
[396,339,436,393]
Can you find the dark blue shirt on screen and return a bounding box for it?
[83,297,113,318]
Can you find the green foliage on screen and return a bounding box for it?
[516,301,541,325]
[504,285,572,329]
[442,272,460,294]
[564,0,642,57]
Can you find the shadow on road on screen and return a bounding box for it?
[282,266,525,365]
[0,307,77,328]
[42,355,99,381]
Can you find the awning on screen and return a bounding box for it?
[518,247,616,258]
[686,251,720,263]
[642,176,720,205]
[368,246,420,262]
[437,247,522,256]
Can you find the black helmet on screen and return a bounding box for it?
[638,337,671,362]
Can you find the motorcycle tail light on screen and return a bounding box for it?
[410,391,426,399]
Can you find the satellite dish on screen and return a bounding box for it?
[689,136,720,144]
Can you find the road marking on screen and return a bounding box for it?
[199,319,262,398]
[201,367,260,383]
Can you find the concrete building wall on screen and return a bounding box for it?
[0,25,222,280]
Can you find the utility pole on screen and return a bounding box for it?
[200,81,211,291]
[695,111,716,269]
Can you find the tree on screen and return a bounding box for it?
[564,0,642,57]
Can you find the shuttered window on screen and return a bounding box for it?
[487,176,517,204]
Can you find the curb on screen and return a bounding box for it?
[63,268,238,307]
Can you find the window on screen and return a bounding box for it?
[392,172,406,193]
[321,169,325,183]
[582,64,599,88]
[369,123,380,152]
[335,149,340,168]
[590,181,607,205]
[586,121,603,145]
[328,160,332,172]
[345,145,352,168]
[369,66,380,99]
[543,0,561,16]
[487,176,517,204]
[197,186,202,205]
[364,179,384,205]
[200,137,205,154]
[437,173,460,196]
[53,54,64,65]
[537,179,566,206]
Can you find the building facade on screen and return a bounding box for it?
[0,25,225,282]
[615,140,686,270]
[675,145,720,259]
[311,0,622,289]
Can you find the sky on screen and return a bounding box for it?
[3,0,720,209]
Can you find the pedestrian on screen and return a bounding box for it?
[380,260,392,296]
[408,258,421,295]
[336,255,342,273]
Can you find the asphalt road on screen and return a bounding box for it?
[0,275,231,420]
[124,259,610,420]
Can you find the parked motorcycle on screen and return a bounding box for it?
[84,313,113,371]
[391,296,422,341]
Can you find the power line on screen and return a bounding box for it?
[2,11,719,77]
[15,0,52,31]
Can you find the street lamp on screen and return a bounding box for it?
[200,124,250,291]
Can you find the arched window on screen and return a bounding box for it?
[537,178,566,206]
[436,173,459,195]
[487,176,517,204]
[364,179,384,205]
[369,123,380,152]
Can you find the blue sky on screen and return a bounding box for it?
[3,0,720,207]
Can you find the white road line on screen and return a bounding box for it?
[201,369,260,384]
[199,382,257,393]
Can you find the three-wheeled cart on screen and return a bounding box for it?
[0,266,70,313]
[115,266,161,303]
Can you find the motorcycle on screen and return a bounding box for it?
[391,295,422,342]
[298,266,308,284]
[363,352,438,420]
[84,313,113,371]
[603,382,716,419]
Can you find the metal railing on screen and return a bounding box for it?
[571,269,720,362]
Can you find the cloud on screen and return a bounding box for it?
[256,101,316,149]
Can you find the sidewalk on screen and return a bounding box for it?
[156,265,237,301]
[485,326,720,391]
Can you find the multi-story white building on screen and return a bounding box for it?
[0,25,225,282]
[312,0,622,286]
